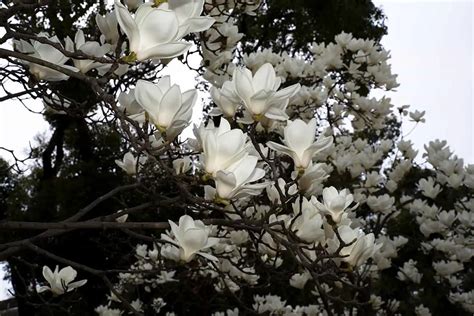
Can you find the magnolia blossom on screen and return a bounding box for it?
[293,162,329,195]
[65,30,111,73]
[289,271,311,289]
[409,110,426,123]
[313,186,355,224]
[14,35,77,81]
[233,63,300,121]
[290,197,325,243]
[210,81,241,118]
[96,11,119,45]
[115,152,147,175]
[163,215,219,262]
[172,157,192,174]
[329,226,380,267]
[133,77,196,140]
[115,0,213,61]
[418,177,442,199]
[37,265,87,295]
[118,89,143,115]
[267,119,332,169]
[207,155,267,201]
[198,119,248,177]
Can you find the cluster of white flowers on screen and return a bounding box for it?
[10,0,472,315]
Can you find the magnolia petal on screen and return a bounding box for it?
[114,1,140,49]
[197,251,219,262]
[234,68,254,101]
[67,279,87,290]
[273,83,300,100]
[266,141,294,159]
[42,266,55,285]
[58,266,77,284]
[187,16,215,33]
[134,80,162,123]
[252,63,277,92]
[157,84,182,127]
[139,42,191,60]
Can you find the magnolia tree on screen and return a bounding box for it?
[0,0,473,315]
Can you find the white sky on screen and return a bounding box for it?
[0,0,473,300]
[373,0,473,163]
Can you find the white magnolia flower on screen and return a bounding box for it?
[115,152,147,175]
[95,305,123,316]
[65,30,111,74]
[37,265,87,295]
[418,177,442,199]
[329,226,380,267]
[118,89,143,115]
[313,186,355,224]
[14,35,77,81]
[164,215,219,262]
[172,157,192,174]
[158,0,215,38]
[115,0,212,61]
[266,178,297,204]
[293,162,329,195]
[133,77,197,140]
[290,197,325,243]
[366,194,395,213]
[397,259,422,284]
[208,155,267,201]
[198,119,248,177]
[233,63,300,121]
[433,260,464,276]
[289,271,311,289]
[409,110,426,123]
[267,119,332,170]
[96,11,119,45]
[210,80,241,118]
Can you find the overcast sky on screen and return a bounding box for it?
[373,0,473,163]
[1,0,473,300]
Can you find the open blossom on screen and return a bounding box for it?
[290,197,325,243]
[418,177,442,199]
[14,35,77,81]
[172,157,193,175]
[132,77,197,140]
[293,162,329,196]
[397,259,422,284]
[210,80,241,118]
[115,152,147,175]
[207,155,267,201]
[409,110,426,123]
[37,265,87,295]
[114,0,213,61]
[233,63,300,121]
[198,119,248,177]
[65,30,111,74]
[267,119,332,170]
[118,89,143,115]
[313,186,355,223]
[114,1,190,61]
[163,215,219,262]
[289,271,311,289]
[433,260,464,277]
[328,226,380,267]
